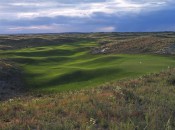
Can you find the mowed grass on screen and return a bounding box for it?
[1,40,175,92]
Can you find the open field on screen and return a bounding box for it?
[0,33,175,92]
[0,32,175,130]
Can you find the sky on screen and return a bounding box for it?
[0,0,175,34]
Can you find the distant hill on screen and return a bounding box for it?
[1,32,175,54]
[91,32,175,55]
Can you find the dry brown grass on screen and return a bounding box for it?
[92,34,175,54]
[0,68,175,130]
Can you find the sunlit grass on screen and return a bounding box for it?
[1,40,175,92]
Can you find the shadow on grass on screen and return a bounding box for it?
[5,49,77,57]
[10,57,71,65]
[38,68,123,88]
[4,45,90,60]
[73,55,122,66]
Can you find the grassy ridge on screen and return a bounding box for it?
[1,39,175,92]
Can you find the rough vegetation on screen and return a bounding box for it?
[0,60,24,101]
[0,68,175,130]
[91,32,175,54]
[0,34,94,50]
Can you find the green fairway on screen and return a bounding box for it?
[1,40,175,92]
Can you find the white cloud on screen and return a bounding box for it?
[0,0,173,20]
[0,0,175,33]
[6,24,73,32]
[96,26,116,32]
[8,25,55,31]
[9,2,57,7]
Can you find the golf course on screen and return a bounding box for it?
[1,33,175,92]
[0,32,175,130]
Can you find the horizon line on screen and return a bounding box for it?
[0,31,175,36]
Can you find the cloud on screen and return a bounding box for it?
[0,0,173,20]
[8,25,57,31]
[0,0,175,33]
[2,24,77,33]
[96,26,116,32]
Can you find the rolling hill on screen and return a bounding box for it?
[0,32,175,130]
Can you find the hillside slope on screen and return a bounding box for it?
[92,33,175,54]
[0,60,24,101]
[0,68,175,130]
